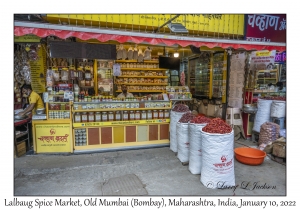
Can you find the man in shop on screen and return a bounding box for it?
[18,84,44,116]
[117,84,134,99]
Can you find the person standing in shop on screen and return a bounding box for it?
[18,84,44,116]
[117,84,134,99]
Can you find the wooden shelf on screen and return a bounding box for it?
[116,60,159,63]
[72,107,171,112]
[117,76,168,78]
[121,68,167,71]
[115,83,168,86]
[257,78,277,80]
[116,90,165,93]
[15,131,28,139]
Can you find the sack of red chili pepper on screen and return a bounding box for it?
[190,115,211,124]
[172,104,190,112]
[200,120,235,189]
[188,122,209,175]
[202,118,232,134]
[178,112,196,123]
[177,122,190,163]
[170,110,191,152]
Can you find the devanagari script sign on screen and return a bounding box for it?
[245,14,286,43]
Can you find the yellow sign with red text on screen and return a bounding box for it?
[35,124,72,153]
[46,14,244,35]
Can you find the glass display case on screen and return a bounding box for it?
[212,53,225,98]
[195,56,210,98]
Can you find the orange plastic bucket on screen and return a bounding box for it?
[234,147,266,165]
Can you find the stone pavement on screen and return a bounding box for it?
[13,140,286,196]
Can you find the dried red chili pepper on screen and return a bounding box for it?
[202,118,232,134]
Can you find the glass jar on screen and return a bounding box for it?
[115,111,121,121]
[81,112,88,122]
[158,110,164,119]
[135,110,141,120]
[141,110,147,120]
[74,112,81,123]
[52,67,60,82]
[69,65,76,80]
[164,110,170,118]
[123,111,129,121]
[84,66,92,81]
[129,111,135,120]
[85,80,91,86]
[61,67,69,81]
[77,67,84,81]
[101,112,108,121]
[88,112,95,122]
[147,110,153,119]
[153,110,158,119]
[108,111,114,121]
[95,112,101,122]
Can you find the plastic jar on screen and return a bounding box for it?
[129,111,135,120]
[115,111,121,121]
[108,111,114,121]
[74,112,81,123]
[101,112,108,121]
[147,110,153,119]
[135,111,141,120]
[81,112,88,122]
[141,110,147,120]
[158,110,164,119]
[123,111,129,121]
[88,112,95,122]
[164,110,170,118]
[153,110,158,119]
[95,112,101,122]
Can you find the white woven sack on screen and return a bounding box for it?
[188,123,207,175]
[271,100,286,118]
[177,122,190,163]
[170,111,188,152]
[200,129,235,189]
[253,99,273,132]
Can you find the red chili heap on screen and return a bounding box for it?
[178,112,196,123]
[261,96,286,101]
[202,118,232,134]
[190,116,211,124]
[172,104,190,112]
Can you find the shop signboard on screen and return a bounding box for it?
[249,50,276,71]
[47,14,244,35]
[245,14,286,43]
[275,51,286,63]
[35,124,72,153]
[29,46,46,93]
[14,35,40,43]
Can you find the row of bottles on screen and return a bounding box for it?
[74,110,170,123]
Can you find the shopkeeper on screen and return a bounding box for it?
[18,84,44,116]
[117,84,134,99]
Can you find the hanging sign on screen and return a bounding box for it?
[245,14,286,43]
[29,46,46,93]
[35,124,72,153]
[249,50,276,71]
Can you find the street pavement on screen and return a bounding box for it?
[13,139,286,196]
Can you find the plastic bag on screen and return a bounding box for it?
[253,99,273,132]
[170,110,189,152]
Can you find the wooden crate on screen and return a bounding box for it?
[16,141,26,157]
